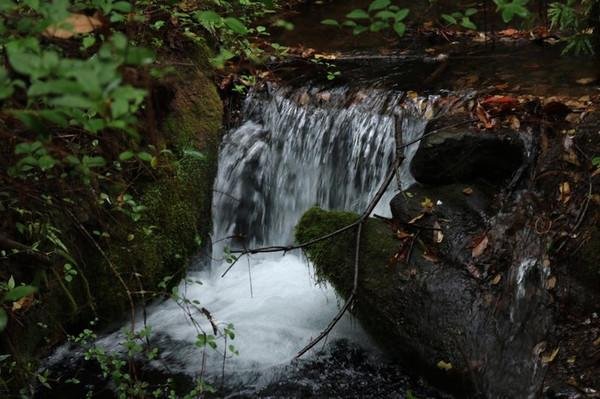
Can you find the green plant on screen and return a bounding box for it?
[493,0,531,22]
[0,277,37,333]
[549,0,596,54]
[441,8,478,30]
[321,0,410,37]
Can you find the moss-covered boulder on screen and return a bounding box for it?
[296,206,552,398]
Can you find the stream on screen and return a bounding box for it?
[43,83,454,398]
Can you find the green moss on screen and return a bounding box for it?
[296,207,399,297]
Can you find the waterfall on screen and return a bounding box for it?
[213,84,437,247]
[74,83,444,390]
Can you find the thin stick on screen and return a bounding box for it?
[295,114,407,358]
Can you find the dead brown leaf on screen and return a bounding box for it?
[508,115,521,130]
[559,181,571,204]
[491,274,502,285]
[44,13,103,39]
[433,221,443,243]
[463,187,474,195]
[542,347,559,364]
[422,251,439,263]
[472,235,489,258]
[546,276,557,290]
[474,103,495,129]
[576,77,597,85]
[396,230,413,240]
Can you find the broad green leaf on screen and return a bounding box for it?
[368,0,390,12]
[4,285,37,302]
[119,151,135,161]
[136,152,153,162]
[374,10,395,20]
[37,155,56,171]
[346,9,370,20]
[82,156,106,168]
[441,14,457,24]
[183,149,206,160]
[461,17,477,30]
[395,9,409,21]
[112,1,132,13]
[465,8,478,16]
[321,19,340,27]
[49,95,96,109]
[352,25,368,35]
[195,10,222,29]
[393,21,406,36]
[224,17,248,35]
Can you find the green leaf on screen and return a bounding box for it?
[112,1,132,13]
[38,155,56,171]
[119,151,135,161]
[195,10,222,29]
[346,9,370,20]
[393,21,406,36]
[4,285,37,302]
[465,8,478,17]
[0,309,6,333]
[49,95,96,109]
[441,14,457,24]
[368,0,391,12]
[394,8,410,21]
[224,17,248,35]
[461,17,477,30]
[82,156,106,168]
[321,19,340,27]
[494,0,530,22]
[352,25,368,35]
[183,149,206,160]
[374,10,395,20]
[136,151,153,162]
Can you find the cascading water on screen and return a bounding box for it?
[50,83,447,395]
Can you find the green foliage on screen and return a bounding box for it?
[321,0,410,37]
[548,0,596,54]
[0,277,37,333]
[493,0,531,22]
[441,8,478,30]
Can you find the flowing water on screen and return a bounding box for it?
[45,83,454,397]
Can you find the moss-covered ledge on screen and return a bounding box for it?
[5,48,224,367]
[90,53,224,319]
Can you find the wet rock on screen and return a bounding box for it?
[410,127,525,185]
[390,184,493,265]
[296,197,554,398]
